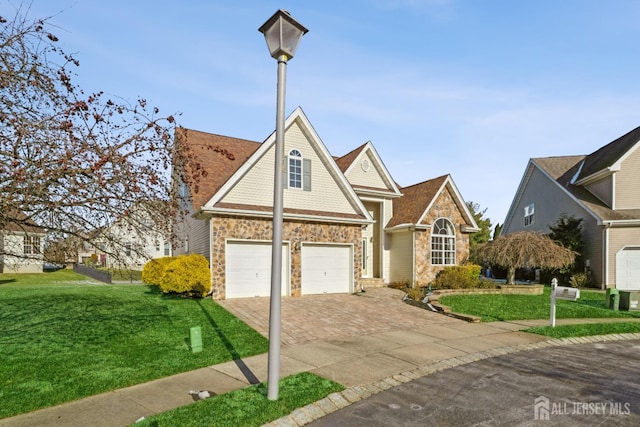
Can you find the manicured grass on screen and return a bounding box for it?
[135,372,345,427]
[524,322,640,338]
[439,287,640,322]
[0,271,268,419]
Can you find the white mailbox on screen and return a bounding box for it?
[553,286,580,301]
[550,278,580,327]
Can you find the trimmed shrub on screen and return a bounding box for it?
[142,257,176,286]
[158,254,211,297]
[569,272,591,288]
[434,264,482,289]
[406,286,425,301]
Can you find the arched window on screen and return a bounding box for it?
[431,218,455,265]
[288,149,303,189]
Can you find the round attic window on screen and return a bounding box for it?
[361,158,371,172]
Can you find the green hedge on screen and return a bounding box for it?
[433,264,482,289]
[142,254,211,297]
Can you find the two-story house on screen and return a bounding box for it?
[502,125,640,290]
[0,211,45,273]
[173,107,478,299]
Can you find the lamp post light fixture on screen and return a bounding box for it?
[259,9,308,401]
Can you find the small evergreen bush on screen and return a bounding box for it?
[142,256,176,286]
[434,264,482,289]
[158,254,211,297]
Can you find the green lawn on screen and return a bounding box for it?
[524,322,640,338]
[0,271,269,419]
[439,287,640,322]
[135,372,344,427]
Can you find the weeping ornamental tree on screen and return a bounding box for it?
[480,231,576,285]
[0,7,178,263]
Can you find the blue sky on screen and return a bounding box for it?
[16,0,640,228]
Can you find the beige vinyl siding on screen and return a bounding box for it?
[389,231,414,283]
[382,199,394,283]
[615,148,640,209]
[608,227,640,286]
[346,151,389,190]
[585,175,613,207]
[0,233,44,273]
[222,122,358,215]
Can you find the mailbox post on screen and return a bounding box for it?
[550,278,580,327]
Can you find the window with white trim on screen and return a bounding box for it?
[23,235,41,255]
[288,149,303,189]
[431,218,456,265]
[524,203,535,226]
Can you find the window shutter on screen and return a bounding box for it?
[303,158,311,191]
[283,156,288,189]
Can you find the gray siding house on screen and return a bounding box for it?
[502,126,640,290]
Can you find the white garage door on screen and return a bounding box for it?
[226,241,288,298]
[301,244,351,295]
[616,247,640,290]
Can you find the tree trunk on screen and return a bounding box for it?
[507,266,516,285]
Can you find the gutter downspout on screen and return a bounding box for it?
[209,217,215,298]
[412,227,417,286]
[602,222,611,290]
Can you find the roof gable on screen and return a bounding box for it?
[201,107,371,222]
[387,175,477,230]
[337,141,402,197]
[504,155,640,229]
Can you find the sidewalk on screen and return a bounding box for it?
[2,295,640,426]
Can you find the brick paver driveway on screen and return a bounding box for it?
[218,287,461,346]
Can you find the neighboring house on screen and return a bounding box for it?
[67,206,172,270]
[502,125,640,290]
[173,107,478,299]
[0,212,45,273]
[98,206,173,270]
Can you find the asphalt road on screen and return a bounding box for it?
[310,339,640,426]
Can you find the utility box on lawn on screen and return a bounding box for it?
[619,291,640,311]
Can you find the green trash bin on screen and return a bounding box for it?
[606,288,620,310]
[619,291,640,311]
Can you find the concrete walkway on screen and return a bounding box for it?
[2,288,639,427]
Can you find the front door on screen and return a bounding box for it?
[362,218,374,277]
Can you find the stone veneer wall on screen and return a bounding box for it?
[414,188,471,285]
[209,216,362,299]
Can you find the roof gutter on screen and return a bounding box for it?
[574,165,619,186]
[198,207,373,225]
[385,224,430,233]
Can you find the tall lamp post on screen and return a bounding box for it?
[259,10,308,401]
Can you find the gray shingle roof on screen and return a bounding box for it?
[532,155,640,222]
[578,125,640,181]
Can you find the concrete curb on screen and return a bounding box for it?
[262,332,640,427]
